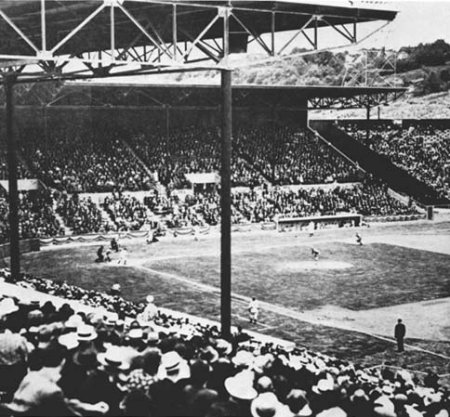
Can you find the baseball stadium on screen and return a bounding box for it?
[0,1,449,416]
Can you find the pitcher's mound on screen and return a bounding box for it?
[280,261,353,271]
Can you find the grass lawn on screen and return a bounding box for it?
[18,239,450,379]
[147,242,450,311]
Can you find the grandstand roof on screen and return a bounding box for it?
[57,82,406,109]
[0,0,397,81]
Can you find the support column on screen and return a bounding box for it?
[366,105,371,143]
[220,69,232,339]
[4,74,20,280]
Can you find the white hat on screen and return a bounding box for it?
[58,333,79,350]
[316,407,347,417]
[232,350,254,367]
[65,314,84,330]
[0,298,19,317]
[312,378,334,394]
[98,346,130,371]
[225,370,257,401]
[160,351,190,382]
[128,328,144,340]
[104,313,119,326]
[251,392,288,417]
[77,325,98,342]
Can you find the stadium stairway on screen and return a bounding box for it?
[310,121,450,207]
[97,202,118,232]
[121,138,159,186]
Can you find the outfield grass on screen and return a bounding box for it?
[147,242,450,311]
[18,237,450,379]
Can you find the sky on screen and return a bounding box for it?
[363,0,450,49]
[251,0,450,54]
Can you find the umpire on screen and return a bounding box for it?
[394,318,406,352]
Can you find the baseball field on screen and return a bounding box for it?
[17,219,450,381]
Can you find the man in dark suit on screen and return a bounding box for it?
[394,319,406,352]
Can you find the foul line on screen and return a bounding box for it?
[131,264,450,362]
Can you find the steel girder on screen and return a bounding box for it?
[0,0,397,83]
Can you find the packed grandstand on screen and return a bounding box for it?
[3,120,446,244]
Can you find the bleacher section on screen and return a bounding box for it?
[340,121,450,201]
[310,121,450,207]
[0,122,428,241]
[0,269,448,417]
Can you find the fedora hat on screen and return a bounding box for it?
[77,325,98,342]
[251,392,288,417]
[58,332,79,350]
[160,351,190,382]
[65,314,84,330]
[98,346,130,371]
[225,370,257,401]
[232,350,254,368]
[104,313,119,327]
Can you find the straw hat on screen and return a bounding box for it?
[316,407,347,417]
[225,370,257,401]
[104,313,119,327]
[58,333,79,350]
[77,325,98,342]
[0,298,19,317]
[160,351,190,382]
[251,392,288,417]
[65,314,84,330]
[232,350,254,368]
[98,346,130,371]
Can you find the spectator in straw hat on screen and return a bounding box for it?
[0,299,30,400]
[96,345,130,415]
[224,370,258,416]
[251,391,291,417]
[140,295,158,323]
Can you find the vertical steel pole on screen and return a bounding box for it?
[366,105,370,143]
[271,12,276,56]
[5,75,20,280]
[220,69,232,339]
[172,4,177,61]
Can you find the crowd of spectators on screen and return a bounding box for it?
[128,127,265,189]
[22,128,153,193]
[0,190,63,244]
[128,125,362,189]
[103,193,152,232]
[55,193,109,235]
[0,155,33,181]
[342,122,450,199]
[0,268,448,416]
[235,126,362,186]
[230,180,416,224]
